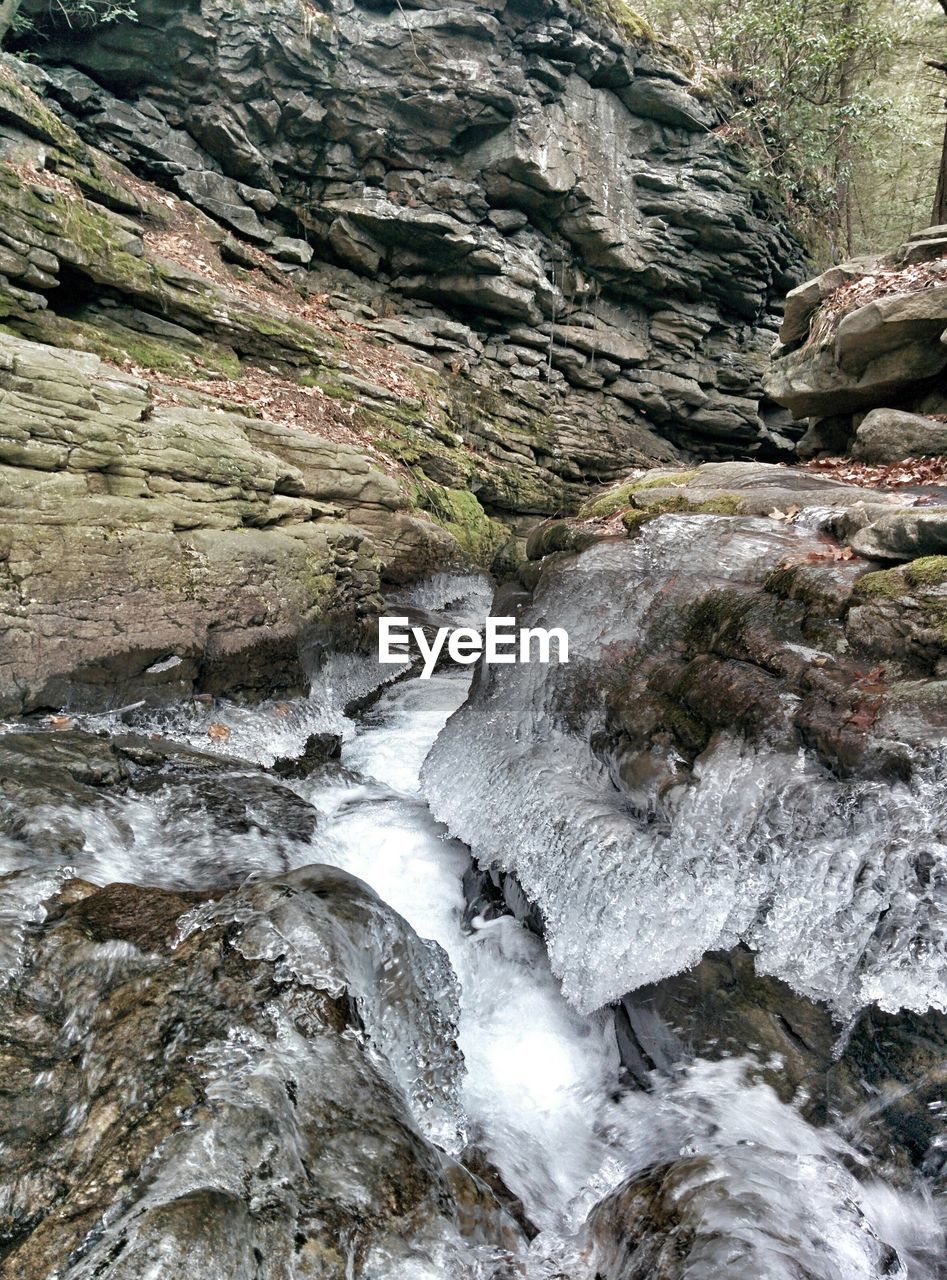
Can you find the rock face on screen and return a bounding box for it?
[766,228,947,456]
[23,0,803,462]
[0,2,807,710]
[0,332,399,713]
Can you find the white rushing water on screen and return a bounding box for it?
[295,661,946,1279]
[1,571,943,1278]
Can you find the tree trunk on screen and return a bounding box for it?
[833,0,859,258]
[935,116,947,227]
[934,0,947,226]
[0,0,22,43]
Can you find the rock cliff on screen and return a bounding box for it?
[25,0,803,460]
[0,0,805,709]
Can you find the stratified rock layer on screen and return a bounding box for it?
[766,228,947,455]
[26,0,803,459]
[0,332,403,713]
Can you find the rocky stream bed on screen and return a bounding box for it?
[0,0,946,1276]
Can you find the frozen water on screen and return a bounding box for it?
[422,519,947,1020]
[304,669,623,1234]
[1,567,942,1276]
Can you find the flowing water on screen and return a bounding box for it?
[1,571,944,1277]
[423,520,947,1021]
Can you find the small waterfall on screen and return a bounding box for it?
[422,518,947,1021]
[0,569,943,1278]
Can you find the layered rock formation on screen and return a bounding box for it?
[20,0,803,466]
[767,226,947,459]
[0,0,808,710]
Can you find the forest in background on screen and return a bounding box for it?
[638,0,947,264]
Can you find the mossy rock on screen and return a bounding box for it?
[905,556,947,589]
[621,492,744,535]
[580,471,703,520]
[851,558,947,644]
[568,0,655,40]
[17,310,241,379]
[696,495,744,516]
[852,567,910,601]
[414,478,511,570]
[630,469,700,493]
[685,589,753,648]
[580,483,639,520]
[621,508,658,535]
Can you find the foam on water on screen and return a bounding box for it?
[302,669,622,1234]
[296,667,944,1277]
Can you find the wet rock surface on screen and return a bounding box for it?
[0,728,323,858]
[424,481,947,1178]
[583,1142,903,1280]
[0,862,523,1278]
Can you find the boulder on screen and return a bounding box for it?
[767,287,947,420]
[0,866,523,1277]
[767,228,947,436]
[847,509,947,561]
[852,407,947,464]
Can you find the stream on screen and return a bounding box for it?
[1,572,945,1278]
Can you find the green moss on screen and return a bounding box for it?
[696,495,744,516]
[580,483,638,520]
[415,479,511,570]
[853,568,909,600]
[0,67,85,160]
[16,310,241,378]
[622,508,658,534]
[580,471,704,520]
[852,558,947,644]
[904,557,947,589]
[630,469,701,493]
[635,493,694,516]
[569,0,655,40]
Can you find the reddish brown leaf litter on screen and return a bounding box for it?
[804,455,947,489]
[145,366,410,479]
[138,197,433,405]
[808,256,947,347]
